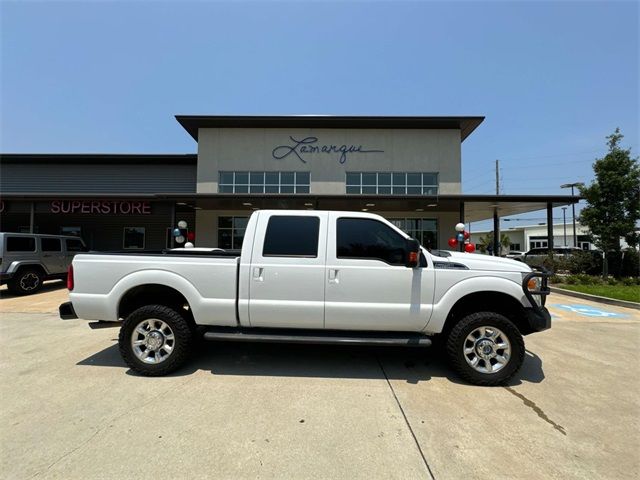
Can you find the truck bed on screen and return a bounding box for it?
[69,252,240,325]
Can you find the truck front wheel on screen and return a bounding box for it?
[119,305,194,376]
[446,312,525,386]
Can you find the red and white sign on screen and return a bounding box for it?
[50,200,151,215]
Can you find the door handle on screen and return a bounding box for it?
[253,267,264,282]
[328,269,339,284]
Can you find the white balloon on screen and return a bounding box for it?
[177,220,188,229]
[175,235,185,244]
[455,223,465,232]
[184,242,194,248]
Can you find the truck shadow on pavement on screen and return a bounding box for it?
[0,280,66,299]
[77,341,545,386]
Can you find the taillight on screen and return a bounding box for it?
[67,264,74,291]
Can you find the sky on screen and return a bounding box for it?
[1,0,638,229]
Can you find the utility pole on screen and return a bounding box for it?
[561,182,584,247]
[493,160,500,256]
[562,207,567,246]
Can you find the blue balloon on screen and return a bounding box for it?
[173,228,182,237]
[457,233,465,241]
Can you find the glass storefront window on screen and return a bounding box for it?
[389,218,438,249]
[123,227,145,249]
[219,171,310,194]
[346,172,439,195]
[218,216,248,249]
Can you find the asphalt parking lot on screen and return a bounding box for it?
[1,283,639,479]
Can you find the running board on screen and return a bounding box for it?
[202,327,432,347]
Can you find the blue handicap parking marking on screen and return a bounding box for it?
[551,304,627,318]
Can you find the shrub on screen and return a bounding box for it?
[607,277,619,286]
[566,251,602,275]
[622,277,638,287]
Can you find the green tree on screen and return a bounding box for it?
[477,232,511,255]
[579,129,640,276]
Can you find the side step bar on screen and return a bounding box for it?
[203,327,432,347]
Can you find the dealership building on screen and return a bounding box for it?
[0,115,579,252]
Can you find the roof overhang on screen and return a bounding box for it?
[0,193,579,222]
[175,115,485,142]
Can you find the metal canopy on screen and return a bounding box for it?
[0,193,580,222]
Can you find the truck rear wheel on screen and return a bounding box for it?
[7,268,44,295]
[119,305,194,376]
[446,312,525,386]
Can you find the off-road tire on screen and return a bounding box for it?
[446,311,525,386]
[7,268,44,295]
[119,305,194,376]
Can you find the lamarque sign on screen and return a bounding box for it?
[272,136,384,164]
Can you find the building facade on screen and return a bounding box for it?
[469,222,594,254]
[1,115,579,252]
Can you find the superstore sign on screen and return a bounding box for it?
[50,200,151,215]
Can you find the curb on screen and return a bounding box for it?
[550,286,640,310]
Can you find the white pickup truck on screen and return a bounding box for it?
[60,210,551,385]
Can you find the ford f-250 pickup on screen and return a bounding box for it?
[59,210,551,385]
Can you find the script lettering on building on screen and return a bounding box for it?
[50,200,151,215]
[272,136,384,164]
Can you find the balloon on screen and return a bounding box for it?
[457,233,465,241]
[455,222,465,232]
[175,235,185,244]
[463,231,470,239]
[187,231,196,241]
[178,220,188,229]
[173,228,181,237]
[465,243,476,253]
[447,237,458,248]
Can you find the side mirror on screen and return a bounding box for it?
[406,238,421,268]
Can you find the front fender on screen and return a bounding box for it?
[425,275,529,334]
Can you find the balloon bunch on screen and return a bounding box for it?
[173,220,195,248]
[447,223,475,253]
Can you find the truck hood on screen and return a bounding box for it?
[432,250,532,273]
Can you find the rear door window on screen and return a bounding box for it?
[41,238,62,252]
[6,236,36,252]
[262,216,320,257]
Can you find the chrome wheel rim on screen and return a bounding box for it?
[463,326,511,374]
[131,319,175,364]
[19,273,40,291]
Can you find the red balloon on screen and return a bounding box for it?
[187,231,196,241]
[447,237,458,248]
[464,243,476,253]
[463,231,470,239]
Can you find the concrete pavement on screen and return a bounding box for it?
[0,286,638,479]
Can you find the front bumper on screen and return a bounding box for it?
[59,301,78,320]
[521,266,552,333]
[525,306,552,332]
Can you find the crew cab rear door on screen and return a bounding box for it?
[248,211,328,328]
[324,212,434,332]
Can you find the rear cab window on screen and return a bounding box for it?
[262,216,320,257]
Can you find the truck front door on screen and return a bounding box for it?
[248,212,328,329]
[324,214,434,332]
